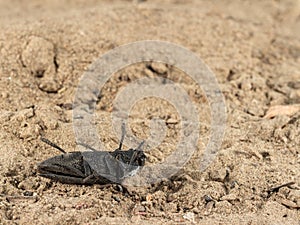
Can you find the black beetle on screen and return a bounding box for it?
[37,124,146,185]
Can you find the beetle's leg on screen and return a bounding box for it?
[81,159,97,184]
[82,174,96,183]
[118,184,135,196]
[82,174,110,186]
[40,137,66,153]
[128,141,145,165]
[115,122,126,151]
[128,151,138,166]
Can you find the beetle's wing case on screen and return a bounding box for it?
[37,152,93,184]
[82,151,143,183]
[37,147,146,185]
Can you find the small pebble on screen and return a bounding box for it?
[220,193,237,201]
[23,191,34,196]
[150,62,168,74]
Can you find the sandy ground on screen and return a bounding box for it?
[0,0,300,224]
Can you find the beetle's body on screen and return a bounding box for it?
[37,125,146,185]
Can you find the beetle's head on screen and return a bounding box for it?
[131,149,146,167]
[113,149,146,167]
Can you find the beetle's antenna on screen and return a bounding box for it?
[76,142,98,151]
[40,137,66,153]
[137,141,145,151]
[118,123,126,151]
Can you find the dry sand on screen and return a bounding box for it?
[0,0,299,224]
